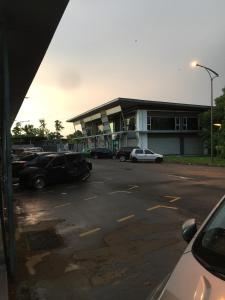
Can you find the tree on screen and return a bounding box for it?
[38,119,49,137]
[67,130,83,143]
[200,87,225,157]
[22,124,38,137]
[54,120,64,139]
[12,122,22,136]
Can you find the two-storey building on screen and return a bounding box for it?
[67,98,209,155]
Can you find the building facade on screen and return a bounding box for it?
[67,98,209,155]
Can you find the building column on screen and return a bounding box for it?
[180,135,184,155]
[137,132,148,148]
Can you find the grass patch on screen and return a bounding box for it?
[164,156,225,167]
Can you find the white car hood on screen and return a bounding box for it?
[160,251,225,300]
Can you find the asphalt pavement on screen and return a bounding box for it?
[13,160,225,300]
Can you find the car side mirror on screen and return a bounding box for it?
[182,219,197,243]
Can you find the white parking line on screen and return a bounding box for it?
[117,214,135,222]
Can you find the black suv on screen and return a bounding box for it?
[115,147,140,161]
[12,152,92,189]
[89,148,114,159]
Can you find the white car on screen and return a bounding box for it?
[148,195,225,300]
[130,148,163,163]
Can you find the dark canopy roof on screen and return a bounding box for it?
[67,97,210,123]
[0,0,69,125]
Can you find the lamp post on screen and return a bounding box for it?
[191,61,219,162]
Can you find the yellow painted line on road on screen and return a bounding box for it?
[109,191,131,195]
[84,196,98,201]
[146,205,178,212]
[160,205,178,210]
[164,196,181,203]
[117,214,135,223]
[54,203,71,209]
[146,205,161,211]
[128,185,139,190]
[79,227,101,237]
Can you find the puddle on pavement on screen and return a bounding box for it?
[24,229,63,251]
[15,218,184,297]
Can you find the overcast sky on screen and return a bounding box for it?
[16,0,225,135]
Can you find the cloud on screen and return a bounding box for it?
[57,68,82,90]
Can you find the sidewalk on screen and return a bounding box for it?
[0,221,8,300]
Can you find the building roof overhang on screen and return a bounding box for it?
[0,0,69,127]
[67,97,210,123]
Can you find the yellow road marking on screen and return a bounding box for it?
[128,185,139,190]
[79,227,101,237]
[146,205,178,211]
[117,214,135,222]
[146,205,161,211]
[109,191,131,195]
[164,196,181,203]
[84,196,97,201]
[54,203,71,209]
[160,205,178,210]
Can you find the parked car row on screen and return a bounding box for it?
[82,147,164,163]
[12,147,162,190]
[82,148,114,159]
[12,152,92,190]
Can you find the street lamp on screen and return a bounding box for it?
[191,61,219,162]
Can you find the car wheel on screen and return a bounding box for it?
[32,176,46,189]
[119,155,126,162]
[132,157,138,163]
[155,157,163,163]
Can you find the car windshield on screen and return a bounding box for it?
[192,200,225,279]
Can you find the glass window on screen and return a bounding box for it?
[125,116,136,130]
[151,117,175,130]
[175,117,180,130]
[187,117,198,130]
[26,155,52,167]
[182,117,187,130]
[192,200,225,279]
[20,154,37,161]
[145,150,154,154]
[135,149,143,154]
[182,117,198,130]
[147,112,151,130]
[51,156,66,167]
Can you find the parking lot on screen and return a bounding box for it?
[14,160,225,300]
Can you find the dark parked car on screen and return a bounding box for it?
[115,146,140,161]
[86,148,114,159]
[12,152,92,189]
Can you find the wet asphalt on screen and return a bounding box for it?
[13,160,225,300]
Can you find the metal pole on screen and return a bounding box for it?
[1,24,15,278]
[210,78,213,162]
[195,64,219,162]
[0,40,9,278]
